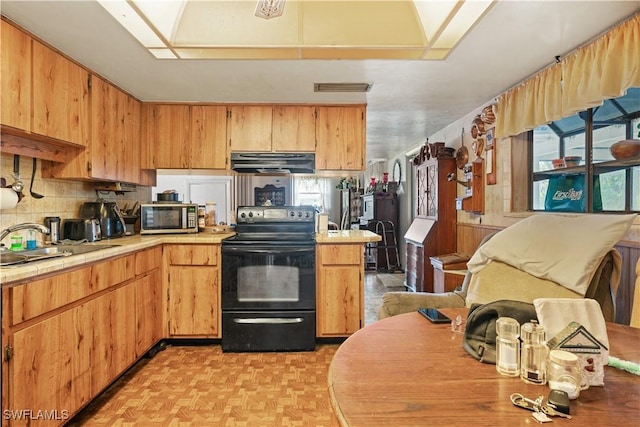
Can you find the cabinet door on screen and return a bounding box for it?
[32,40,89,147]
[317,266,361,336]
[90,284,136,396]
[316,244,363,337]
[135,269,162,357]
[272,105,316,152]
[10,304,92,424]
[228,105,272,152]
[1,21,31,130]
[167,266,219,337]
[146,104,190,168]
[89,75,120,180]
[190,105,228,169]
[316,106,365,170]
[122,94,142,183]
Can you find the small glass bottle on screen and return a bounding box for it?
[547,350,584,399]
[26,229,37,250]
[496,317,520,377]
[520,321,547,385]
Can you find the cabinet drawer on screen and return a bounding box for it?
[92,254,134,291]
[319,244,362,265]
[135,245,162,275]
[9,254,134,325]
[166,244,219,266]
[11,266,92,325]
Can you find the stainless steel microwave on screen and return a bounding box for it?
[139,203,199,234]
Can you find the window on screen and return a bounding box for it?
[531,88,640,213]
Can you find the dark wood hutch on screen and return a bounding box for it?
[404,153,458,293]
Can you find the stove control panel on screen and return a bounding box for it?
[237,206,315,223]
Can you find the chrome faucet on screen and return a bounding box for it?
[0,223,50,243]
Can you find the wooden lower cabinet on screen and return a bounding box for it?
[1,246,163,426]
[135,269,162,356]
[134,246,163,356]
[9,303,92,426]
[164,244,220,338]
[90,283,136,396]
[316,244,364,337]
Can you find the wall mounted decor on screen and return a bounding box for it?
[485,127,497,185]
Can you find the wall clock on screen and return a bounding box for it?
[392,159,402,183]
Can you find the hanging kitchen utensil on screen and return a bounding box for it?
[11,155,24,194]
[30,157,44,199]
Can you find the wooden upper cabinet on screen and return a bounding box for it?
[145,104,191,169]
[32,40,90,147]
[1,20,31,130]
[90,75,119,180]
[316,105,366,171]
[123,94,142,183]
[228,105,273,152]
[45,75,146,184]
[272,105,316,152]
[190,105,228,169]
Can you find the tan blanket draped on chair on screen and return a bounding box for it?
[466,214,635,297]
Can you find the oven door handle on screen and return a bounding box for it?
[232,317,305,324]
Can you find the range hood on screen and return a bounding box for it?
[231,152,315,174]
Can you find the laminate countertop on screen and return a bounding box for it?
[0,232,235,286]
[315,230,382,243]
[1,230,380,285]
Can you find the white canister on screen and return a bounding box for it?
[547,349,589,399]
[317,213,329,233]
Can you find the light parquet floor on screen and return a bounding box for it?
[70,344,340,427]
[69,273,397,426]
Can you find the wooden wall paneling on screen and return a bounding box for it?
[455,223,502,256]
[614,243,640,325]
[510,133,530,212]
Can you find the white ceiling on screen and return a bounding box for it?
[1,1,638,164]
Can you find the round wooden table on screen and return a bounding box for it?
[328,308,640,426]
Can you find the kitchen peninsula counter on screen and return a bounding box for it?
[316,230,381,243]
[0,232,235,286]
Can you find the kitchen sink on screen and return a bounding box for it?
[0,244,120,267]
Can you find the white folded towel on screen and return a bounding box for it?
[533,298,609,386]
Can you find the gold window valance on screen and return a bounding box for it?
[495,13,640,138]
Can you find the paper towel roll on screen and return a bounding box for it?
[0,188,19,210]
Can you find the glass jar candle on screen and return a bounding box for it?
[496,317,520,377]
[547,350,586,399]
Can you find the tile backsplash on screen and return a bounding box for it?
[0,153,151,246]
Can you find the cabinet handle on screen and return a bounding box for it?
[233,318,304,324]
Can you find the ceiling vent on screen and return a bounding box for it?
[314,83,372,93]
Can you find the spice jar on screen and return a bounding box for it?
[496,317,520,377]
[547,350,587,399]
[520,321,547,385]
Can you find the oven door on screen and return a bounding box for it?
[221,243,315,311]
